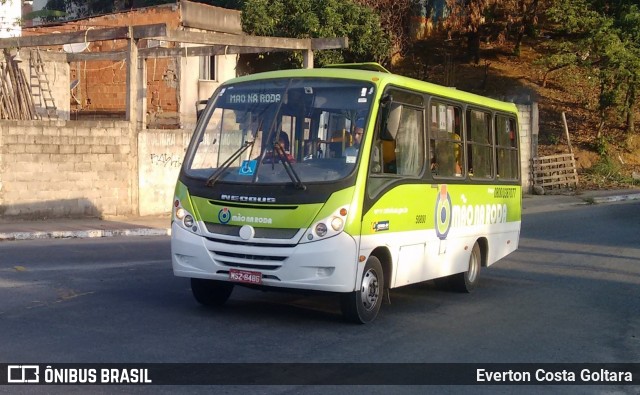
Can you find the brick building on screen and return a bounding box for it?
[21,1,242,128]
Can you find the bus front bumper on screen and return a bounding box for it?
[171,222,359,293]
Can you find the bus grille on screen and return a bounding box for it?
[217,262,281,271]
[208,245,292,271]
[205,236,297,248]
[213,250,287,262]
[205,223,299,239]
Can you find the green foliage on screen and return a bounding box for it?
[23,9,67,20]
[586,155,640,185]
[589,155,619,178]
[239,0,391,72]
[547,133,559,145]
[594,135,609,156]
[545,0,640,134]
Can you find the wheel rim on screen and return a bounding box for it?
[360,268,380,311]
[468,247,480,283]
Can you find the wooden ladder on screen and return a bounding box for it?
[29,49,58,119]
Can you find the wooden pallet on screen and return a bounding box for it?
[532,153,579,189]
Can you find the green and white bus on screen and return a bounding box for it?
[171,63,521,323]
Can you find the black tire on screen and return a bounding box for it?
[450,242,482,293]
[190,278,234,307]
[340,256,384,324]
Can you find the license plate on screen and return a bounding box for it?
[229,268,262,285]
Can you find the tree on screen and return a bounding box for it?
[442,0,498,64]
[546,0,640,136]
[500,0,552,56]
[436,0,552,61]
[353,0,414,59]
[240,0,391,72]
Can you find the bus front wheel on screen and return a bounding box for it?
[340,256,384,324]
[450,242,482,293]
[190,278,234,307]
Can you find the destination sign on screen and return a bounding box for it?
[226,93,282,104]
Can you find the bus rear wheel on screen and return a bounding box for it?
[190,278,234,307]
[340,256,384,324]
[450,242,482,293]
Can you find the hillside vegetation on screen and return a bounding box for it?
[237,0,640,190]
[388,2,640,191]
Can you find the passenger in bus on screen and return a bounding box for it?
[453,131,462,175]
[344,118,365,158]
[431,133,461,177]
[263,131,295,164]
[278,130,290,151]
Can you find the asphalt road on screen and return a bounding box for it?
[1,200,639,394]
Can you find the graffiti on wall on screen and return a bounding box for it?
[150,153,182,168]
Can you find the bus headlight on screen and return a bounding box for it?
[173,198,198,234]
[315,223,328,237]
[301,206,349,243]
[330,217,344,231]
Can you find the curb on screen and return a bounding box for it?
[0,227,171,242]
[589,193,640,204]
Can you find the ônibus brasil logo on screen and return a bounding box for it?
[218,208,231,224]
[435,185,452,240]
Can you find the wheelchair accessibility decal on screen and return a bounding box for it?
[239,160,257,176]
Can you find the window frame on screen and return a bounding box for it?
[371,87,426,177]
[494,113,520,181]
[366,86,427,198]
[465,107,495,180]
[199,55,217,81]
[428,98,465,180]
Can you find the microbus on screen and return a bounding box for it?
[171,63,521,323]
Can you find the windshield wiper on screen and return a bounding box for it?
[206,140,255,187]
[272,143,306,190]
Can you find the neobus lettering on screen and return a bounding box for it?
[452,204,508,227]
[221,194,276,203]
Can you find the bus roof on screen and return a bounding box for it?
[226,65,518,114]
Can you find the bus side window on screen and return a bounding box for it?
[431,103,462,177]
[495,115,518,179]
[467,109,493,179]
[394,107,423,176]
[374,103,423,176]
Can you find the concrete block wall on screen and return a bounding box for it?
[0,120,135,219]
[517,103,539,194]
[138,129,192,216]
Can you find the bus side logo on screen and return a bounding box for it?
[435,185,452,240]
[218,208,231,224]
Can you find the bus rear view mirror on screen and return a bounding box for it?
[195,99,208,120]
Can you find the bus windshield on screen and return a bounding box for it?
[185,78,375,185]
